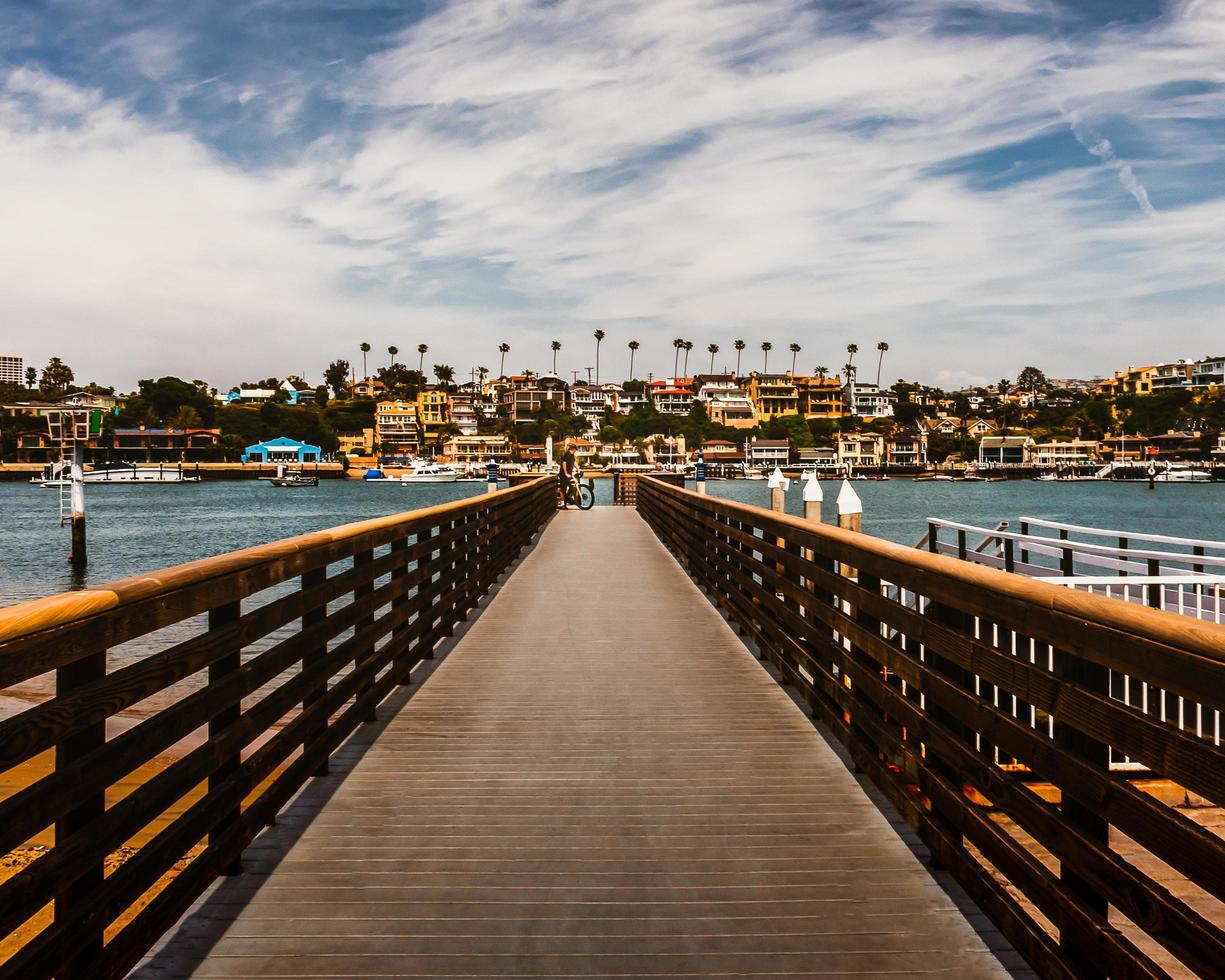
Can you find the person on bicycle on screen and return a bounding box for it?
[557,437,578,508]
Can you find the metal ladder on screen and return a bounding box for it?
[58,462,71,525]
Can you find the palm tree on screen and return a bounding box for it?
[477,366,489,386]
[672,338,684,378]
[682,341,693,376]
[789,343,801,376]
[498,343,510,377]
[388,345,398,368]
[551,340,561,373]
[733,339,745,375]
[815,364,828,382]
[418,343,428,374]
[846,343,858,371]
[761,341,773,373]
[875,341,889,386]
[843,361,855,385]
[593,330,605,383]
[434,364,455,389]
[707,343,719,373]
[628,340,640,379]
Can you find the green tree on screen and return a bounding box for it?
[324,359,351,397]
[39,357,75,397]
[359,342,371,379]
[789,342,801,376]
[434,364,455,389]
[24,366,36,388]
[707,343,719,373]
[498,343,510,376]
[417,343,428,374]
[551,340,561,373]
[594,329,606,383]
[761,341,772,373]
[733,339,745,375]
[171,406,202,430]
[1016,366,1048,396]
[627,340,639,380]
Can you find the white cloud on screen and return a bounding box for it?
[3,0,1225,389]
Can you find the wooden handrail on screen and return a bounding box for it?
[0,477,555,980]
[637,477,1225,980]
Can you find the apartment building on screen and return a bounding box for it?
[375,400,421,455]
[745,375,798,420]
[439,434,512,465]
[0,354,22,386]
[843,382,896,419]
[795,377,846,419]
[416,389,451,444]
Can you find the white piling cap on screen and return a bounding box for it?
[767,466,789,491]
[802,471,823,502]
[836,479,862,515]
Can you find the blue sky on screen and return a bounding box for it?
[1,0,1223,390]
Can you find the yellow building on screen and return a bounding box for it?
[416,389,451,445]
[745,374,799,420]
[336,428,375,455]
[795,377,847,419]
[438,435,512,465]
[1095,365,1154,398]
[375,401,420,455]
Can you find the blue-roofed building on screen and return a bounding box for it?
[241,436,321,464]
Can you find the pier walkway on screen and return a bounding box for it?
[4,475,1224,979]
[134,508,1005,978]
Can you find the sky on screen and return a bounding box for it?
[1,0,1223,392]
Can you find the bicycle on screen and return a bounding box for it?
[557,469,595,510]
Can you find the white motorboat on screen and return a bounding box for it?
[400,463,459,483]
[1153,465,1211,483]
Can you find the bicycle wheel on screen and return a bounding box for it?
[578,484,595,510]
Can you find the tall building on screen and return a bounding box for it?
[0,354,23,386]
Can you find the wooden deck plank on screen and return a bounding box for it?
[133,509,1008,979]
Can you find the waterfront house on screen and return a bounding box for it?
[651,386,695,416]
[1094,365,1155,397]
[885,432,928,467]
[336,429,374,456]
[224,380,314,405]
[745,375,799,421]
[747,438,790,469]
[842,382,896,419]
[375,400,421,455]
[416,389,451,445]
[796,446,839,470]
[615,389,649,415]
[796,377,847,420]
[113,426,221,461]
[501,374,569,423]
[1099,433,1150,461]
[645,435,687,468]
[695,378,759,428]
[977,435,1034,466]
[347,378,387,400]
[1030,439,1099,467]
[837,433,884,468]
[700,440,740,458]
[1147,430,1204,461]
[1213,433,1225,458]
[447,393,479,435]
[439,434,512,465]
[1150,360,1196,391]
[59,390,120,412]
[921,417,998,438]
[241,436,321,464]
[1193,356,1225,388]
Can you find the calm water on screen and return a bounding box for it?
[1,476,1223,607]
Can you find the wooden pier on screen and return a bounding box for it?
[1,475,1223,978]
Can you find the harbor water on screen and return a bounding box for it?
[2,476,1223,608]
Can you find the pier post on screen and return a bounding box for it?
[695,453,706,495]
[69,441,87,569]
[767,466,788,513]
[836,480,862,581]
[802,471,822,523]
[486,458,498,494]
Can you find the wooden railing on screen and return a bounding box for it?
[637,477,1225,979]
[0,477,554,980]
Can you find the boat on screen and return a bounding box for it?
[1153,465,1212,483]
[932,474,955,481]
[34,461,201,486]
[267,467,318,488]
[400,463,459,483]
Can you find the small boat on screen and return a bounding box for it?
[400,463,459,483]
[268,469,318,488]
[932,474,955,481]
[1152,465,1211,483]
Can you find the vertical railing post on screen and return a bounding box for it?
[207,599,243,875]
[301,565,329,775]
[1053,645,1109,978]
[353,548,377,721]
[391,535,412,684]
[54,647,107,976]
